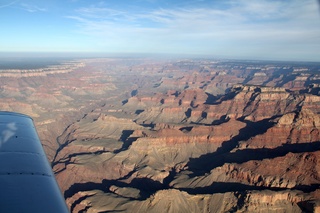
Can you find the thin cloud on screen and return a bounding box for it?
[0,1,47,12]
[66,0,320,59]
[0,0,19,9]
[69,1,319,36]
[20,3,46,12]
[76,7,128,19]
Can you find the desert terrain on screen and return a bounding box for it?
[0,57,319,212]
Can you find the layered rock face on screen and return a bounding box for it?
[0,58,319,212]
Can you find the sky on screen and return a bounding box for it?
[0,0,320,61]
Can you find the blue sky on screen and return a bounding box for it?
[0,0,320,61]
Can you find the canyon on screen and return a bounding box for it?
[0,57,319,212]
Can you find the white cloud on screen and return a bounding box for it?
[20,3,46,12]
[0,0,18,9]
[0,1,47,12]
[66,0,320,60]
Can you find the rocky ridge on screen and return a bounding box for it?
[0,58,319,212]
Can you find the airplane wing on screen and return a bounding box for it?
[0,111,69,213]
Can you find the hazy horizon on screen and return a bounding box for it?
[1,51,320,64]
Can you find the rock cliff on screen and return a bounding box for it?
[0,58,319,212]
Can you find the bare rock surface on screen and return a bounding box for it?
[0,58,319,212]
